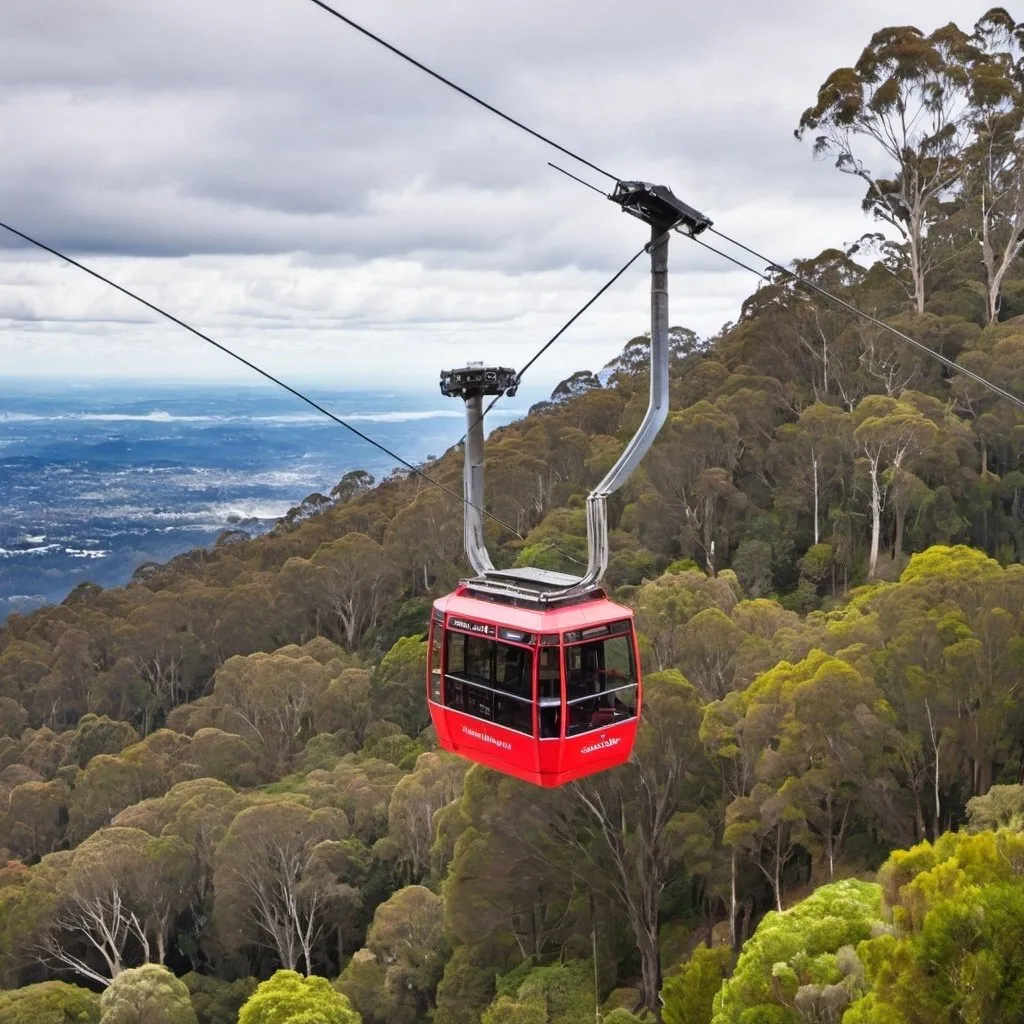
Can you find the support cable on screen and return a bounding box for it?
[301,2,1022,410]
[302,0,620,182]
[685,228,1024,412]
[456,243,648,446]
[0,220,530,536]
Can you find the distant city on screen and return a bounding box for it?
[0,379,537,618]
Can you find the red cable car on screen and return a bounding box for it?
[427,182,711,786]
[427,572,641,786]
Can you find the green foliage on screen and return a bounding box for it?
[181,973,256,1024]
[66,715,139,769]
[99,965,197,1024]
[711,880,882,1023]
[238,971,360,1024]
[432,944,498,1024]
[967,785,1024,832]
[4,8,1024,1007]
[898,543,1004,587]
[496,958,539,998]
[662,945,733,1024]
[482,960,596,1024]
[602,1011,646,1024]
[731,540,774,599]
[371,635,429,737]
[481,995,546,1024]
[847,830,1024,1022]
[664,558,701,574]
[0,981,100,1023]
[337,885,446,1024]
[334,951,399,1024]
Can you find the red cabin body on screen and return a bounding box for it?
[427,583,641,787]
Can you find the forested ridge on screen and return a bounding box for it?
[2,9,1024,1024]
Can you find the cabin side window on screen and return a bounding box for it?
[428,617,443,703]
[444,630,534,735]
[565,632,637,736]
[538,642,562,739]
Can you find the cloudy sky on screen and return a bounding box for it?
[0,0,983,393]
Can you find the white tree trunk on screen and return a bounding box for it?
[729,849,737,950]
[812,450,820,546]
[867,456,882,579]
[925,698,942,842]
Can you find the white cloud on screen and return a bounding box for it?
[0,0,982,387]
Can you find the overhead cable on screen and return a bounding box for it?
[455,243,648,447]
[299,2,1023,412]
[685,229,1024,413]
[302,0,620,183]
[0,220,528,536]
[547,162,608,197]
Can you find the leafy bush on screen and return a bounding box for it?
[662,945,733,1024]
[0,981,100,1024]
[99,965,197,1024]
[238,970,360,1024]
[711,880,881,1023]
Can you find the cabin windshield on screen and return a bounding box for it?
[564,629,637,736]
[444,631,533,734]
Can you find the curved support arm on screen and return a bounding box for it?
[543,225,670,599]
[462,392,495,576]
[450,227,671,602]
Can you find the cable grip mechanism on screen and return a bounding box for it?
[610,180,712,236]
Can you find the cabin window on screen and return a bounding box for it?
[444,630,534,735]
[428,620,443,703]
[538,644,562,739]
[565,633,637,736]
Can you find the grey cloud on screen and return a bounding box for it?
[2,0,968,264]
[0,0,982,384]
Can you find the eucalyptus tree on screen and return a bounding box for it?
[539,671,713,1020]
[35,827,196,986]
[212,800,349,976]
[798,22,984,313]
[99,964,198,1024]
[238,970,360,1024]
[966,8,1024,321]
[852,394,938,577]
[209,649,331,775]
[310,533,398,651]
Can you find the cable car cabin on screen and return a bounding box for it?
[426,570,641,787]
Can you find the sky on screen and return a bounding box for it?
[0,0,987,396]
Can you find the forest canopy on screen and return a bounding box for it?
[1,7,1024,1024]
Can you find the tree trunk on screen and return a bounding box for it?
[868,460,882,579]
[636,921,662,1022]
[825,793,835,880]
[812,451,820,546]
[893,497,906,562]
[591,894,601,1024]
[729,849,737,950]
[980,181,1024,325]
[988,277,1001,324]
[914,790,925,844]
[739,897,754,947]
[910,211,926,315]
[925,698,941,843]
[773,829,783,912]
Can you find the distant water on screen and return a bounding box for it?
[0,380,535,620]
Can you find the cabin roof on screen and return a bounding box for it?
[433,586,632,634]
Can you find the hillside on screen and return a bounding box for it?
[2,9,1024,1023]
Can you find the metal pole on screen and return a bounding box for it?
[462,391,494,575]
[546,225,670,598]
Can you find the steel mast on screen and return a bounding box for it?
[440,182,711,604]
